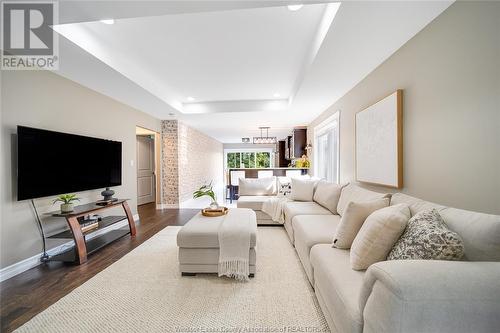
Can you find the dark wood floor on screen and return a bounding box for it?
[0,204,198,333]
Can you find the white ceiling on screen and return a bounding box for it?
[50,1,453,143]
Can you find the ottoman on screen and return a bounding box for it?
[177,208,257,276]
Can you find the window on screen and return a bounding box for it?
[256,152,271,168]
[241,152,255,168]
[225,150,272,168]
[314,112,339,183]
[226,152,241,168]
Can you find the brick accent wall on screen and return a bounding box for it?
[161,120,223,207]
[161,120,179,206]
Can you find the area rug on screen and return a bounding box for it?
[16,226,329,333]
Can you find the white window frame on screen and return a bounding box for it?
[224,148,274,169]
[313,111,340,183]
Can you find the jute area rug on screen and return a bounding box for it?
[16,226,329,333]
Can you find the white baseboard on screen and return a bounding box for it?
[0,214,140,283]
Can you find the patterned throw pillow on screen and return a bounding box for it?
[388,209,464,261]
[277,177,292,197]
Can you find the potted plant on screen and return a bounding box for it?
[53,194,80,213]
[193,182,218,209]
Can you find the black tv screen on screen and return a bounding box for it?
[17,126,122,201]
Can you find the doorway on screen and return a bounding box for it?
[136,126,161,206]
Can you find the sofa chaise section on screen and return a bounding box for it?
[236,177,279,225]
[237,195,277,225]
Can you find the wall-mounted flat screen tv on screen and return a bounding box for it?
[17,126,122,201]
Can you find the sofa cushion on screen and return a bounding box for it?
[350,204,410,270]
[313,181,346,214]
[390,193,446,215]
[283,201,333,243]
[391,193,500,261]
[237,195,271,211]
[440,207,500,261]
[388,209,464,261]
[238,177,276,196]
[290,178,316,202]
[337,184,389,216]
[292,215,341,284]
[310,244,365,333]
[333,198,390,249]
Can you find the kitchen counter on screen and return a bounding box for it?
[228,168,309,181]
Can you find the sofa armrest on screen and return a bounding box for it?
[360,260,500,333]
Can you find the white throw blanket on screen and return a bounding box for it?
[218,209,255,281]
[262,197,290,224]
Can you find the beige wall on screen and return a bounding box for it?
[308,2,500,214]
[1,70,161,269]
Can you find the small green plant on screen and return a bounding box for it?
[53,194,80,205]
[193,182,216,202]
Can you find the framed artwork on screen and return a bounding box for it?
[355,90,403,188]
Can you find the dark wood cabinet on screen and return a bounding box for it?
[284,128,307,160]
[278,140,288,167]
[291,128,307,159]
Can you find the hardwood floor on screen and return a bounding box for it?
[0,204,198,333]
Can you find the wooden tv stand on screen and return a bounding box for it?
[49,199,136,264]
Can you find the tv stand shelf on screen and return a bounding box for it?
[48,199,136,264]
[50,229,131,262]
[49,216,127,239]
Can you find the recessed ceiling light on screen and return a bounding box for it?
[186,96,195,102]
[287,4,303,11]
[100,19,114,25]
[273,93,281,98]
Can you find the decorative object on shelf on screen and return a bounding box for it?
[253,127,277,144]
[201,206,229,217]
[101,187,115,201]
[193,181,219,209]
[295,155,310,168]
[53,194,80,213]
[355,90,403,188]
[305,142,313,151]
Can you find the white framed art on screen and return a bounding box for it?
[355,90,403,188]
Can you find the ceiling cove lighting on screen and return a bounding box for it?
[100,19,115,25]
[253,127,277,144]
[287,4,303,11]
[186,96,195,102]
[273,93,281,98]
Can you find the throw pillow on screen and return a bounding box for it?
[313,181,348,214]
[387,209,465,261]
[332,197,390,249]
[336,184,390,217]
[277,177,292,198]
[350,203,410,270]
[238,177,276,196]
[290,178,316,202]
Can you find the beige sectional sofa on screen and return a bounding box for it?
[243,180,500,332]
[286,184,500,333]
